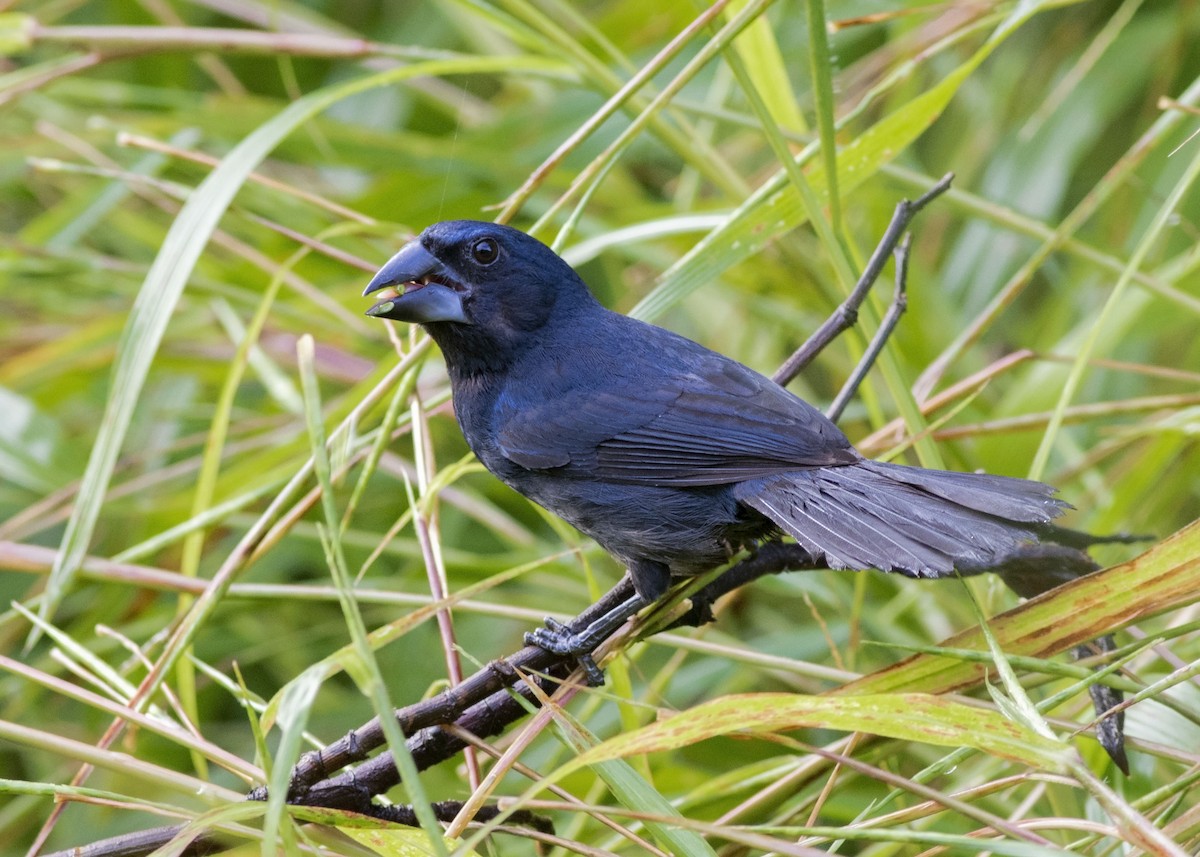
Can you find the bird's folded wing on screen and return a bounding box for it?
[496,355,857,485]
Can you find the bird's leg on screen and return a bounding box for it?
[773,173,954,391]
[525,559,669,684]
[525,592,646,685]
[530,602,644,651]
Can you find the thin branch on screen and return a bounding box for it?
[826,233,911,422]
[773,173,954,388]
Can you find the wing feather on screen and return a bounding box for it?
[495,339,855,486]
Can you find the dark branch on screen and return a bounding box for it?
[47,537,1128,857]
[773,172,953,389]
[826,232,910,422]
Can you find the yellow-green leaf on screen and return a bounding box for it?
[569,692,1072,774]
[725,0,806,135]
[840,518,1200,697]
[632,0,1052,322]
[341,827,469,857]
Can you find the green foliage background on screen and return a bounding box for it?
[1,0,1198,854]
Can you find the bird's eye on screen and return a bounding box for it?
[471,238,499,266]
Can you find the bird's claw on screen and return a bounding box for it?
[523,618,579,654]
[525,618,606,686]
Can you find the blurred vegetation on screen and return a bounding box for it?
[1,0,1199,854]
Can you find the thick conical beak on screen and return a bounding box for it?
[363,241,469,324]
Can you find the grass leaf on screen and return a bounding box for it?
[568,692,1072,774]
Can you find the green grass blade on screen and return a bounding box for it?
[631,0,1052,322]
[34,52,568,642]
[803,0,839,229]
[298,335,449,856]
[1029,141,1200,480]
[568,692,1072,773]
[839,519,1200,696]
[727,0,807,135]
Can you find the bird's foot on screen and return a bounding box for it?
[525,619,606,686]
[524,591,649,687]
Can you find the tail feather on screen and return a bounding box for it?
[859,460,1067,522]
[735,460,1067,577]
[820,475,1011,564]
[750,486,937,572]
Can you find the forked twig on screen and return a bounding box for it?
[773,172,954,390]
[827,232,912,422]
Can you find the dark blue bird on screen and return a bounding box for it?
[364,221,1065,661]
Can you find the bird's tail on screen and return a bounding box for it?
[734,459,1067,578]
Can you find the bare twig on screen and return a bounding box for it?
[773,173,954,389]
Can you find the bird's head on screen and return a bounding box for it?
[363,221,596,359]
